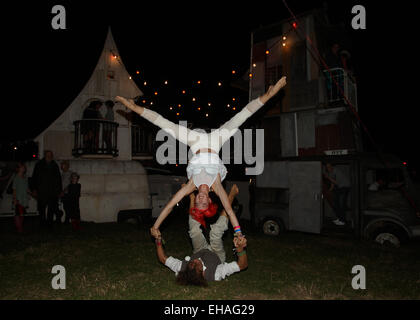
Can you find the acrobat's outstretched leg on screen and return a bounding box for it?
[217,76,287,147]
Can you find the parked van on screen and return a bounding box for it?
[0,160,151,223]
[253,153,420,247]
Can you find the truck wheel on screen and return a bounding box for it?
[262,219,283,236]
[371,225,407,248]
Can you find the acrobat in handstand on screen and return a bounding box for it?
[116,76,286,238]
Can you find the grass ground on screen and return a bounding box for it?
[1,213,419,300]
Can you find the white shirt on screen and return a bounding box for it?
[165,256,240,281]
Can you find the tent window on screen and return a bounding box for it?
[107,70,115,80]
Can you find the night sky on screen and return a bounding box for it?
[1,1,417,169]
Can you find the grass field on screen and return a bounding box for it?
[1,213,419,300]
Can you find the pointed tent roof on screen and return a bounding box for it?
[37,27,143,134]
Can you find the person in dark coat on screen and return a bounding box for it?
[31,150,62,227]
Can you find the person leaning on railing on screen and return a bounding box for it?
[81,100,103,150]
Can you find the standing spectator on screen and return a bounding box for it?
[82,100,103,151]
[325,43,343,69]
[31,150,62,228]
[12,162,31,233]
[323,162,351,226]
[82,100,103,119]
[103,100,115,152]
[60,160,73,224]
[104,100,115,121]
[324,43,346,101]
[67,172,81,231]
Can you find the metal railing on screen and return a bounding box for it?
[323,68,357,110]
[73,120,119,157]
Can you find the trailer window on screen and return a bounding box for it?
[255,187,289,205]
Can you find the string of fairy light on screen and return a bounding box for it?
[5,21,298,156]
[110,22,298,124]
[111,51,245,120]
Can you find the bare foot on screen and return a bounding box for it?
[230,184,239,198]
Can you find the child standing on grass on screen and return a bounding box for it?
[12,162,31,233]
[66,172,81,231]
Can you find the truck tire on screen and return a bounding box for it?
[370,224,408,248]
[262,218,284,236]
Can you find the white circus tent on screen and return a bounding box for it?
[34,27,143,161]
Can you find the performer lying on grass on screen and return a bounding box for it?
[152,184,247,286]
[116,76,286,238]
